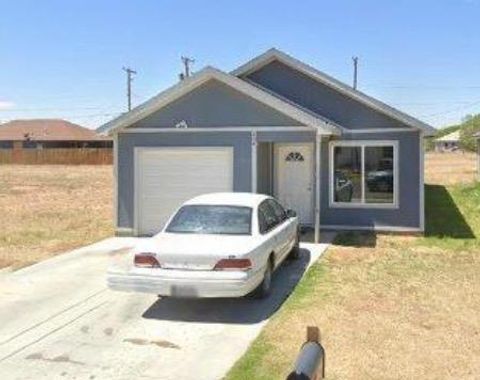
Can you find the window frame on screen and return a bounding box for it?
[329,140,399,209]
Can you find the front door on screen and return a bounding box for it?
[274,143,314,225]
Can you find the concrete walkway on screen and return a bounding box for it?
[0,233,334,380]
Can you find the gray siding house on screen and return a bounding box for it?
[98,48,435,241]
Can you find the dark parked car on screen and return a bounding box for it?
[366,158,394,192]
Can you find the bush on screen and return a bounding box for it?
[459,114,480,152]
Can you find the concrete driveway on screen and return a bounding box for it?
[0,234,333,380]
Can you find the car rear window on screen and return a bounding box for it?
[165,205,252,235]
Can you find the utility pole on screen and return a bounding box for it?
[352,56,359,90]
[181,56,195,78]
[122,66,137,111]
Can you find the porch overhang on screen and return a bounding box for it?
[250,128,327,244]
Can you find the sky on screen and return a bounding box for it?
[1,0,480,130]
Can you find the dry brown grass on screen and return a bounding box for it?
[228,153,480,379]
[228,234,480,380]
[0,165,113,269]
[425,152,477,185]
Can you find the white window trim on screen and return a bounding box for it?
[329,140,399,209]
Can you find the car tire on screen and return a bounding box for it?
[289,230,301,260]
[253,261,273,299]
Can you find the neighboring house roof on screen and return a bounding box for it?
[97,66,342,135]
[474,132,480,139]
[0,119,110,141]
[435,130,460,142]
[232,48,436,135]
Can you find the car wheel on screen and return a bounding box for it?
[253,261,273,299]
[289,230,301,260]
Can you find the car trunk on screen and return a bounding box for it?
[137,233,255,271]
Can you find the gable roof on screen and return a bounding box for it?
[474,132,480,139]
[97,66,341,135]
[0,119,109,141]
[435,130,460,142]
[232,48,436,136]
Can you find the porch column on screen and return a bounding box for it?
[314,133,322,243]
[251,130,257,193]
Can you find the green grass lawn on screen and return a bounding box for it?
[226,182,480,380]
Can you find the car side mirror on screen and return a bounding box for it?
[286,209,297,218]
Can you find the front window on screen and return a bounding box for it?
[331,142,397,207]
[165,205,252,235]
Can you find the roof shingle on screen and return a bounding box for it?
[0,119,110,141]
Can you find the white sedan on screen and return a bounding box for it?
[107,193,300,298]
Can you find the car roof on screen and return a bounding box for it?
[184,192,271,208]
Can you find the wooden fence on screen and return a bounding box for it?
[0,148,113,165]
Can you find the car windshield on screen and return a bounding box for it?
[165,205,252,235]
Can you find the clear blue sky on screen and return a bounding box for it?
[1,0,480,129]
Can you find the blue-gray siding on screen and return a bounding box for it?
[246,61,408,130]
[117,129,421,231]
[131,79,302,128]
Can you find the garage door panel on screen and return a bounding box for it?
[136,147,234,235]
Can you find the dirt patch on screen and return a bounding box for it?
[25,352,85,366]
[425,152,477,185]
[123,338,180,350]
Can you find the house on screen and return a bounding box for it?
[434,130,460,152]
[98,48,435,241]
[0,119,112,150]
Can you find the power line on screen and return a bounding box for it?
[419,99,480,118]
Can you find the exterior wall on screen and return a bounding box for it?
[117,131,252,230]
[320,131,421,230]
[116,128,421,233]
[131,79,301,128]
[257,142,272,195]
[246,60,409,130]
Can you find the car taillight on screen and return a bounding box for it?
[214,258,252,271]
[134,253,161,268]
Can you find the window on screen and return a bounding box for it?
[268,199,287,223]
[258,207,269,234]
[330,141,398,207]
[285,152,304,162]
[166,205,252,235]
[258,201,279,233]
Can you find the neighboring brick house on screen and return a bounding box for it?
[0,119,112,150]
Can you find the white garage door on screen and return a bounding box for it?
[135,147,234,235]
